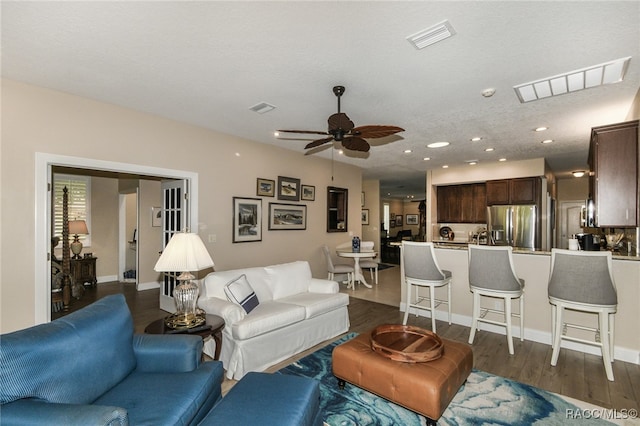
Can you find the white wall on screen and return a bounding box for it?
[1,79,363,332]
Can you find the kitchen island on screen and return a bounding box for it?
[401,244,639,364]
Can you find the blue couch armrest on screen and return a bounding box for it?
[0,399,128,426]
[132,334,203,373]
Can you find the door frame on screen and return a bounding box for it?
[35,153,198,325]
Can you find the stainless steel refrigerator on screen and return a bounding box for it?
[487,205,538,250]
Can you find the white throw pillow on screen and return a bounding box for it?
[224,274,260,314]
[265,261,312,299]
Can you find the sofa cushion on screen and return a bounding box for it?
[224,274,260,313]
[94,361,223,425]
[265,261,312,299]
[231,301,305,340]
[279,292,349,319]
[0,294,136,405]
[203,267,273,302]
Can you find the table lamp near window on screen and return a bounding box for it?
[68,220,89,259]
[154,231,214,329]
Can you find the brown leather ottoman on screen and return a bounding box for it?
[332,331,473,424]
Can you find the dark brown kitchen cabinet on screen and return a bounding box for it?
[589,120,638,227]
[473,183,487,223]
[437,183,486,223]
[486,177,540,205]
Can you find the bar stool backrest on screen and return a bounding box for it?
[402,241,446,281]
[468,245,522,292]
[548,249,617,306]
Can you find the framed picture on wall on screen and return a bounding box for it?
[256,178,275,197]
[395,215,403,227]
[301,185,315,201]
[361,209,369,225]
[268,203,307,230]
[277,176,300,201]
[233,197,262,243]
[406,214,419,225]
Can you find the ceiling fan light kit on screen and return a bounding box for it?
[278,86,404,154]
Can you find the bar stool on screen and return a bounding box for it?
[401,241,451,333]
[548,249,617,381]
[468,245,524,355]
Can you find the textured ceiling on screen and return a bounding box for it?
[2,1,639,199]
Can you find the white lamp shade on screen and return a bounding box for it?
[154,232,214,273]
[68,220,89,235]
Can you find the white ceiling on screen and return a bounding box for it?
[2,1,639,199]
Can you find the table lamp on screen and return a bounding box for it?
[154,231,214,329]
[68,220,89,259]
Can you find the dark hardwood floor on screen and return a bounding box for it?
[55,281,639,412]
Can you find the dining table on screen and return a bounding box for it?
[336,249,377,289]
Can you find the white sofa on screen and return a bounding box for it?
[198,261,350,380]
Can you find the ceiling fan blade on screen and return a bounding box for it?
[277,129,329,136]
[305,136,335,150]
[351,125,405,139]
[328,113,355,132]
[342,136,370,152]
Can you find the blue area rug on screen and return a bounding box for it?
[277,333,615,426]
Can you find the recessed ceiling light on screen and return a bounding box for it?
[423,157,431,161]
[442,165,449,168]
[499,158,507,162]
[338,150,344,155]
[467,161,478,166]
[514,57,631,103]
[535,127,548,132]
[404,149,412,154]
[274,131,280,137]
[541,139,554,144]
[572,170,586,177]
[470,137,482,142]
[484,147,494,152]
[428,141,450,148]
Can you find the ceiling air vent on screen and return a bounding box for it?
[249,102,276,114]
[407,20,456,50]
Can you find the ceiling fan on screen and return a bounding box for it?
[278,86,404,153]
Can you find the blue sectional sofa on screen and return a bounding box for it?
[1,294,221,425]
[1,294,323,426]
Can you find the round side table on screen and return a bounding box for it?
[144,314,225,360]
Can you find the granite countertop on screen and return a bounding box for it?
[432,241,640,261]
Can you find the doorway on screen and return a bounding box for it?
[558,200,585,250]
[120,191,139,285]
[35,153,199,325]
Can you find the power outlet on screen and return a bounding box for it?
[208,234,217,243]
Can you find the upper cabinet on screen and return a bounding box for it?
[437,183,486,223]
[486,177,540,205]
[589,120,639,227]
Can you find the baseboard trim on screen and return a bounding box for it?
[401,303,639,365]
[137,281,160,291]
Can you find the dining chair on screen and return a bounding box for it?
[359,241,379,284]
[322,244,354,287]
[401,241,451,333]
[468,245,525,355]
[548,249,617,381]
